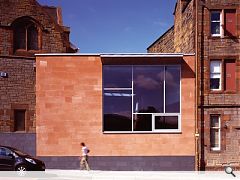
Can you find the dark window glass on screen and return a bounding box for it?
[27,25,38,50]
[165,66,180,113]
[211,12,220,21]
[14,110,25,131]
[14,26,26,50]
[133,66,164,113]
[210,78,220,89]
[0,148,7,156]
[211,12,221,35]
[155,116,178,129]
[103,66,132,88]
[103,90,132,131]
[0,148,12,156]
[133,114,152,131]
[211,22,220,34]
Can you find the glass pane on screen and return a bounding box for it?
[165,66,180,113]
[210,73,221,78]
[103,90,132,131]
[211,116,220,127]
[210,61,221,73]
[210,129,219,148]
[155,116,178,129]
[27,26,38,50]
[0,148,7,156]
[133,114,152,131]
[211,22,220,34]
[210,78,220,89]
[14,27,26,50]
[103,66,132,88]
[133,66,164,113]
[211,12,220,21]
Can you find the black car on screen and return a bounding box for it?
[0,146,45,171]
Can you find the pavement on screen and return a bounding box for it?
[0,170,240,180]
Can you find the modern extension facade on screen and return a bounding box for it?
[0,0,76,156]
[35,53,196,170]
[148,0,240,170]
[1,0,239,171]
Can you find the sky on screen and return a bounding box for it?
[37,0,176,53]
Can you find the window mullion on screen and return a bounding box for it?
[131,66,134,132]
[25,27,28,50]
[164,66,166,113]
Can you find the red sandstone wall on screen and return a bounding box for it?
[36,55,196,157]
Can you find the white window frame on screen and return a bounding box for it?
[103,65,181,133]
[211,11,222,37]
[210,115,221,151]
[210,60,222,91]
[152,114,181,133]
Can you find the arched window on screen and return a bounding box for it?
[12,18,39,52]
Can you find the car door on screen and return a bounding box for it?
[0,147,15,170]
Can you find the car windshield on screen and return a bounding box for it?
[10,147,28,156]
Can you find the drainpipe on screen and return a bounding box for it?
[195,0,200,171]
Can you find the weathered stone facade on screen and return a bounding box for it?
[147,26,174,53]
[197,0,240,170]
[0,0,76,133]
[148,0,195,54]
[148,0,240,170]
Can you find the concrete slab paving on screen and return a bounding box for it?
[0,170,239,180]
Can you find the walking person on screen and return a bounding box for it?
[80,142,90,171]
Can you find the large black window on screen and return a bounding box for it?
[103,65,181,133]
[13,20,39,52]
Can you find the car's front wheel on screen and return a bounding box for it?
[16,164,27,176]
[16,164,27,171]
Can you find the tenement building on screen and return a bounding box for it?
[0,0,76,155]
[148,0,240,170]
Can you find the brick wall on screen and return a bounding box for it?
[148,0,195,54]
[197,0,240,170]
[0,56,36,132]
[0,0,72,55]
[0,0,74,133]
[173,0,195,53]
[147,26,174,53]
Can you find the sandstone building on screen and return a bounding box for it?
[0,0,76,154]
[35,53,196,170]
[148,0,240,170]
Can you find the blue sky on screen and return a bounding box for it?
[37,0,176,53]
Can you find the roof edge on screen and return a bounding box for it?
[35,53,195,57]
[147,25,174,50]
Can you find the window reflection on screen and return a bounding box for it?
[134,114,152,131]
[104,90,132,131]
[103,66,132,88]
[165,66,180,113]
[133,66,164,113]
[103,65,181,132]
[155,116,178,129]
